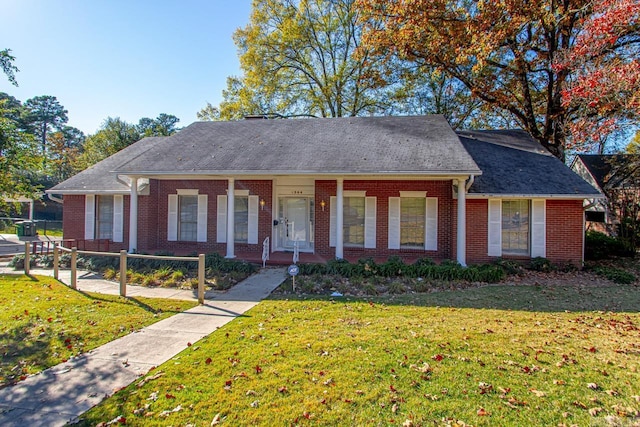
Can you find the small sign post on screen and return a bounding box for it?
[288,264,299,292]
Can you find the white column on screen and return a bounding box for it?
[226,178,236,258]
[456,178,467,267]
[129,177,138,253]
[336,178,344,259]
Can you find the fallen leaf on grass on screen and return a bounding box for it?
[211,413,221,425]
[530,389,546,397]
[158,405,182,417]
[588,407,603,416]
[587,383,599,390]
[477,407,490,416]
[553,379,566,385]
[137,371,164,388]
[205,357,212,365]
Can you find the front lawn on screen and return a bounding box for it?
[77,282,639,426]
[0,274,197,387]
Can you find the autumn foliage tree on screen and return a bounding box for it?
[357,0,638,160]
[555,0,640,148]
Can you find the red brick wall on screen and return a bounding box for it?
[62,179,273,255]
[464,198,584,265]
[315,180,454,260]
[546,199,584,265]
[62,182,585,265]
[61,194,128,252]
[154,179,273,254]
[465,199,490,264]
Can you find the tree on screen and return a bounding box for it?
[357,0,638,160]
[214,0,407,119]
[23,95,68,154]
[555,0,640,147]
[137,113,180,136]
[76,117,140,169]
[197,102,221,121]
[0,99,40,210]
[0,49,18,86]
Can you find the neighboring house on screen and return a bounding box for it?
[571,154,640,234]
[47,116,600,266]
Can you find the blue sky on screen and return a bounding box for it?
[0,0,251,135]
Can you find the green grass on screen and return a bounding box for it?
[0,274,197,387]
[77,283,640,426]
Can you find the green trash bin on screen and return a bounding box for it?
[15,222,25,237]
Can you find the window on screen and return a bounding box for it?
[344,197,365,247]
[234,196,249,243]
[179,195,198,242]
[502,200,529,255]
[168,192,207,242]
[330,195,376,249]
[400,198,425,248]
[96,195,114,239]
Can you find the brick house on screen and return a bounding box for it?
[47,116,600,266]
[571,154,640,235]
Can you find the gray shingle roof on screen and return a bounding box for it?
[573,154,640,190]
[458,130,601,197]
[113,115,480,175]
[47,136,166,194]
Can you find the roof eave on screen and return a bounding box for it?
[466,193,604,199]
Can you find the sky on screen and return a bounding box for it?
[0,0,252,135]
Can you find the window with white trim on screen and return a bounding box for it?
[330,195,376,249]
[234,196,249,243]
[400,197,425,249]
[502,200,529,255]
[488,198,545,258]
[168,191,208,243]
[216,194,259,244]
[344,197,365,247]
[85,194,123,242]
[95,195,114,239]
[179,195,198,242]
[388,195,437,251]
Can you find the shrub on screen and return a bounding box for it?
[529,257,554,272]
[585,231,634,260]
[591,266,636,284]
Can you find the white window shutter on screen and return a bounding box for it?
[197,194,208,242]
[329,196,337,247]
[425,197,438,251]
[167,194,178,241]
[364,197,377,249]
[531,199,546,257]
[388,197,401,250]
[217,195,227,243]
[113,195,124,242]
[248,195,259,244]
[85,195,95,240]
[488,199,502,256]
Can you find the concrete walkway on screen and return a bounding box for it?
[0,265,287,427]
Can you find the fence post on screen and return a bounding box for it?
[198,254,205,304]
[119,250,127,297]
[70,247,77,289]
[53,242,59,280]
[24,242,30,275]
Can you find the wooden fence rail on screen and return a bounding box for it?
[25,243,206,304]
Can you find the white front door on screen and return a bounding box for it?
[278,197,313,251]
